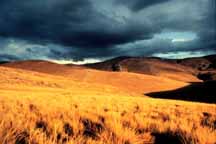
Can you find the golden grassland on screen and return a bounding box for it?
[0,66,215,144]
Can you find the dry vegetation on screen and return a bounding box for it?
[0,92,215,144]
[0,65,215,144]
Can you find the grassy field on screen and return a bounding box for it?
[0,66,215,144]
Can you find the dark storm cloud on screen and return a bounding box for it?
[0,54,19,61]
[47,46,118,61]
[0,0,153,48]
[116,0,172,12]
[0,0,215,61]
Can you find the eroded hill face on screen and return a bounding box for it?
[177,55,216,81]
[85,55,216,82]
[85,57,199,82]
[177,55,216,71]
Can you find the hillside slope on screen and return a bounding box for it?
[0,62,215,144]
[1,61,188,94]
[85,57,200,82]
[86,55,216,82]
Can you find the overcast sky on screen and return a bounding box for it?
[0,0,215,63]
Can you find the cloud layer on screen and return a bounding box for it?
[0,0,215,62]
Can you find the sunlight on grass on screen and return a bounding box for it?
[0,91,215,144]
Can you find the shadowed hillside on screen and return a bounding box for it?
[85,55,216,82]
[176,55,216,71]
[0,61,9,64]
[146,81,216,103]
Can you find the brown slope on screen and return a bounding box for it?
[0,66,129,97]
[1,60,85,76]
[177,54,216,81]
[1,60,188,95]
[86,57,200,83]
[0,66,215,144]
[176,54,216,71]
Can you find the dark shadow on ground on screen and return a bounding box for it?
[0,61,9,64]
[146,81,216,104]
[151,132,184,144]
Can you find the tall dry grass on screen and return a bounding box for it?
[0,66,215,144]
[0,91,215,144]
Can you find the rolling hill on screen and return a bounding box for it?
[1,60,188,94]
[86,55,216,82]
[0,57,215,144]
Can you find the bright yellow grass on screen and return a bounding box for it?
[0,89,215,144]
[0,66,215,144]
